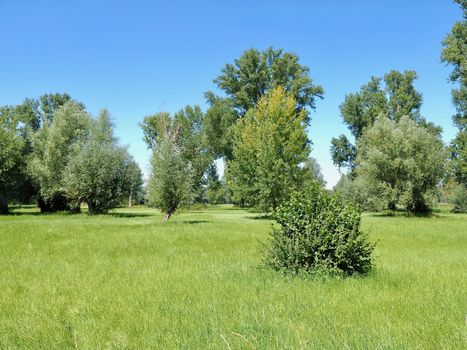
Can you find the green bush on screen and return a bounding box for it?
[451,184,467,213]
[264,184,374,276]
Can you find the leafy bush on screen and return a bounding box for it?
[451,184,467,213]
[264,184,374,276]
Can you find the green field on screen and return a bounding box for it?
[0,206,466,349]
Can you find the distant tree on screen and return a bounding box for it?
[441,0,467,186]
[356,116,447,213]
[28,101,90,212]
[303,157,326,186]
[0,126,24,214]
[330,70,440,171]
[205,47,323,160]
[124,159,144,207]
[62,110,137,214]
[228,86,310,212]
[205,163,224,204]
[146,116,194,221]
[141,106,212,200]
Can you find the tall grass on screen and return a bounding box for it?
[0,206,465,349]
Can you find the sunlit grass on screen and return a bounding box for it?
[0,205,465,349]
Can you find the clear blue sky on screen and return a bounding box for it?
[0,0,461,188]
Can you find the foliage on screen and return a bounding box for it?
[264,184,374,276]
[205,163,225,204]
[333,174,379,211]
[450,183,467,213]
[62,110,139,214]
[141,106,212,199]
[228,86,310,212]
[0,125,24,213]
[357,116,447,213]
[303,157,326,186]
[441,0,467,185]
[28,101,91,211]
[205,47,323,160]
[330,70,440,170]
[147,120,194,221]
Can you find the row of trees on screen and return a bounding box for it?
[0,94,143,214]
[144,1,466,218]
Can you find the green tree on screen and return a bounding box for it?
[205,47,323,160]
[62,110,138,214]
[124,159,144,207]
[356,116,447,213]
[141,106,212,200]
[205,163,224,204]
[441,0,467,185]
[28,101,91,212]
[228,86,310,212]
[330,70,439,171]
[303,157,326,186]
[0,126,24,213]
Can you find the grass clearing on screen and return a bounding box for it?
[0,206,466,349]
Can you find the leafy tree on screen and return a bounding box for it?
[441,0,467,185]
[205,47,323,160]
[330,70,439,171]
[228,86,310,212]
[264,183,374,276]
[28,101,91,212]
[141,106,212,199]
[124,159,144,207]
[356,116,447,213]
[205,163,224,204]
[303,157,326,186]
[145,114,194,221]
[62,110,138,214]
[0,126,24,214]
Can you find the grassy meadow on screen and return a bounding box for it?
[0,205,466,349]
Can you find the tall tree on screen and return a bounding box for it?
[356,116,446,213]
[441,0,467,185]
[63,110,138,214]
[28,101,91,212]
[0,126,24,214]
[228,86,310,212]
[141,106,212,199]
[205,47,323,160]
[147,118,194,221]
[331,70,439,171]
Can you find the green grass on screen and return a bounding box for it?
[0,205,466,349]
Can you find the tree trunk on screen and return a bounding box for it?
[162,206,177,222]
[128,190,132,208]
[0,192,8,214]
[88,201,95,215]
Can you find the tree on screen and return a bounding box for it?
[228,86,310,212]
[146,115,194,221]
[330,70,439,171]
[124,159,144,207]
[141,106,212,200]
[441,0,467,185]
[303,157,326,186]
[205,47,323,160]
[356,116,447,213]
[28,101,91,212]
[0,126,24,214]
[205,163,224,204]
[62,110,138,214]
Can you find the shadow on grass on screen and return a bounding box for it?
[248,214,275,221]
[179,220,209,224]
[369,210,439,218]
[106,212,155,218]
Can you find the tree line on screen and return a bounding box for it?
[1,1,465,218]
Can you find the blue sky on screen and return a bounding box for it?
[0,0,461,188]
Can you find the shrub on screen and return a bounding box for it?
[451,184,467,213]
[264,183,374,276]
